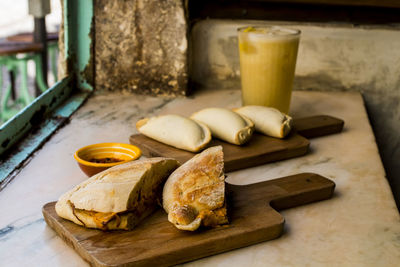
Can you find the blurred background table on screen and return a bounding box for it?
[7,31,59,86]
[0,41,47,121]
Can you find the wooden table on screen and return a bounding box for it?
[6,32,59,43]
[0,42,43,55]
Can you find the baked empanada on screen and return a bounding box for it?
[191,108,254,145]
[235,105,292,138]
[136,114,211,152]
[163,146,228,231]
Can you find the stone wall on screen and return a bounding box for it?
[191,20,400,207]
[94,0,188,96]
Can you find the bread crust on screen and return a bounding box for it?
[163,146,228,231]
[55,158,179,230]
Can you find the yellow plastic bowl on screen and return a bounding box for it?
[74,143,141,177]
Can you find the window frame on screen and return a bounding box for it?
[0,0,94,187]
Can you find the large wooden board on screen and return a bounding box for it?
[43,173,335,267]
[130,115,344,172]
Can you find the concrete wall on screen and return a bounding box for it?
[190,20,400,207]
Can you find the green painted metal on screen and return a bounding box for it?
[0,0,94,186]
[0,90,89,187]
[48,42,59,83]
[64,0,94,91]
[0,77,71,155]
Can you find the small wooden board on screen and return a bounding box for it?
[43,173,335,267]
[130,115,344,172]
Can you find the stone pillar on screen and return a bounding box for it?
[94,0,188,96]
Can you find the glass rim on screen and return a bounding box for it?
[237,25,301,36]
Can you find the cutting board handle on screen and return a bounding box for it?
[293,115,344,139]
[227,173,335,211]
[269,173,335,210]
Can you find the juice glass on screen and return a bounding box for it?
[238,26,300,114]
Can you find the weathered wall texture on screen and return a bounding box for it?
[191,20,400,207]
[94,0,188,96]
[57,0,67,80]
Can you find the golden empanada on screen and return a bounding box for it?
[191,108,254,145]
[235,105,292,138]
[136,114,211,152]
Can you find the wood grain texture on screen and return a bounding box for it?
[43,173,335,267]
[293,115,344,139]
[130,115,344,171]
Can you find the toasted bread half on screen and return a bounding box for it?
[56,158,179,230]
[163,146,228,231]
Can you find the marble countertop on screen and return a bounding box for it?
[0,89,399,266]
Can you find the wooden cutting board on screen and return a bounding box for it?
[130,115,344,172]
[43,172,335,267]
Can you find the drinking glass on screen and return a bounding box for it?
[238,26,300,114]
